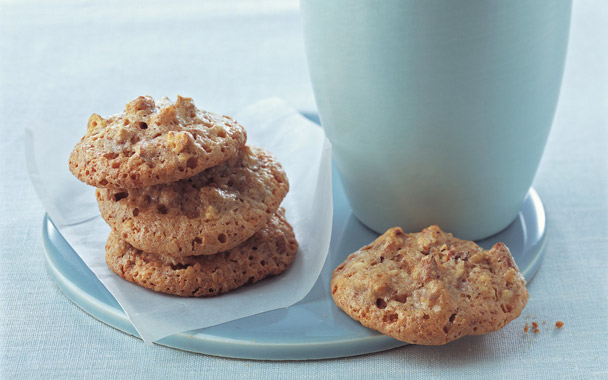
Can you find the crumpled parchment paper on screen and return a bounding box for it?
[26,97,332,343]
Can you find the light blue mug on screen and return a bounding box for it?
[301,0,571,240]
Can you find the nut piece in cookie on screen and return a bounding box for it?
[331,225,528,345]
[69,95,247,188]
[96,146,289,257]
[105,208,298,297]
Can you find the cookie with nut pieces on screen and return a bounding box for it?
[105,208,298,297]
[96,145,289,257]
[331,225,528,345]
[69,95,247,189]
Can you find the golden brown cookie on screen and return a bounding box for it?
[105,209,298,297]
[331,225,528,345]
[96,145,289,256]
[69,95,247,188]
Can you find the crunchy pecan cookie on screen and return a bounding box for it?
[105,209,298,297]
[69,95,247,188]
[331,225,528,345]
[96,146,289,256]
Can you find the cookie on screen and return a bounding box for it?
[69,95,247,188]
[96,145,289,256]
[331,225,528,345]
[105,209,298,297]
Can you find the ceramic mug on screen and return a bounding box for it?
[301,0,571,240]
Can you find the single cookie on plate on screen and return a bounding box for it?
[105,208,298,297]
[69,95,247,188]
[96,145,289,256]
[331,225,528,345]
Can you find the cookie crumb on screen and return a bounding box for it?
[524,323,529,333]
[555,321,564,329]
[532,321,539,329]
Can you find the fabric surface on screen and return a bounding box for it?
[1,0,606,379]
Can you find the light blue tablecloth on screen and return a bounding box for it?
[1,1,606,378]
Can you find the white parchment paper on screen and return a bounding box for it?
[25,98,332,343]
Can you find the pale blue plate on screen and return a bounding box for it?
[42,171,546,360]
[42,117,546,360]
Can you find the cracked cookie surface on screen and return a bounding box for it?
[331,225,528,345]
[105,209,298,297]
[96,146,289,256]
[69,95,247,188]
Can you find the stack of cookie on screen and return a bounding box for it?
[69,95,298,297]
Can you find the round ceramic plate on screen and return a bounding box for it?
[42,164,546,360]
